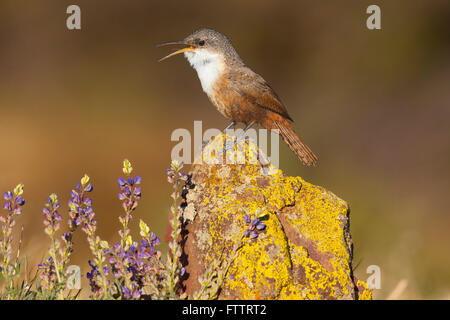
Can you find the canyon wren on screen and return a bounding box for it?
[158,28,318,166]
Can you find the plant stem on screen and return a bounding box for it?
[168,177,182,298]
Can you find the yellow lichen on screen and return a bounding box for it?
[357,280,373,300]
[187,134,370,300]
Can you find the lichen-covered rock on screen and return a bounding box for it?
[181,134,371,300]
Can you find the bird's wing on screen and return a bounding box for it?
[225,67,293,121]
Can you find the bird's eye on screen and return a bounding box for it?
[198,40,205,46]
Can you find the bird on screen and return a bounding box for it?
[157,28,318,166]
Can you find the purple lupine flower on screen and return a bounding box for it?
[133,186,141,196]
[3,191,13,201]
[166,167,175,183]
[103,265,110,276]
[243,214,266,239]
[121,286,131,299]
[37,256,57,289]
[42,194,62,236]
[1,184,25,276]
[3,201,12,211]
[166,161,188,185]
[117,174,142,214]
[15,196,25,206]
[68,177,96,233]
[62,233,71,242]
[104,222,162,299]
[121,285,142,300]
[84,197,93,207]
[116,161,145,287]
[2,185,25,216]
[86,260,102,294]
[118,177,126,187]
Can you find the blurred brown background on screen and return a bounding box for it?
[0,0,449,299]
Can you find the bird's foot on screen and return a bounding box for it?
[221,141,236,153]
[219,134,249,154]
[201,139,210,148]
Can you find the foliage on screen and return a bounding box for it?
[0,160,262,300]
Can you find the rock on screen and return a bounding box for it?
[180,134,371,300]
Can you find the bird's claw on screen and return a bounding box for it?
[218,135,249,154]
[201,139,210,148]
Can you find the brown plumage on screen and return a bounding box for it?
[158,28,318,166]
[212,67,318,166]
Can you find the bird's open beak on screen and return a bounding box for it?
[156,40,195,62]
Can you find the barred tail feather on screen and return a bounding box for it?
[274,120,318,166]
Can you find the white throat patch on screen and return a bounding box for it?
[184,50,223,95]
